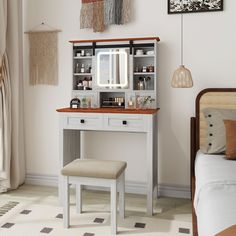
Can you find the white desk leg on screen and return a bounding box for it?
[76,131,84,213]
[146,115,154,216]
[59,117,64,205]
[63,176,70,228]
[58,175,64,205]
[59,117,81,205]
[76,184,82,214]
[119,172,125,219]
[111,180,117,235]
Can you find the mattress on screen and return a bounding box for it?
[194,150,236,236]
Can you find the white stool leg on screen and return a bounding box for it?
[111,180,117,235]
[76,184,82,214]
[119,172,125,219]
[63,176,70,228]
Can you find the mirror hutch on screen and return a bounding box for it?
[70,37,159,109]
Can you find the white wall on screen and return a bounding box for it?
[23,0,236,192]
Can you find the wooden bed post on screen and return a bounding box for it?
[191,117,198,236]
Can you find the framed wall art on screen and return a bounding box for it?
[168,0,223,14]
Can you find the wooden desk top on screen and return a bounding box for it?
[56,107,160,115]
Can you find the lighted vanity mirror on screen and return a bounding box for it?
[96,48,129,88]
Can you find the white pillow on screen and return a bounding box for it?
[202,108,236,154]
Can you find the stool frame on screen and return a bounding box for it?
[62,172,125,235]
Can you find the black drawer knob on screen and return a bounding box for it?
[80,119,85,124]
[122,120,127,125]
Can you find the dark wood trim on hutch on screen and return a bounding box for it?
[69,37,160,44]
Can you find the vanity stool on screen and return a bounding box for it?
[61,159,127,235]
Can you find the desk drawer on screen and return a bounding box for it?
[104,114,146,132]
[64,114,103,130]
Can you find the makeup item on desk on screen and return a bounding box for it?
[81,97,87,108]
[70,98,80,109]
[135,95,141,109]
[81,50,85,56]
[128,99,134,108]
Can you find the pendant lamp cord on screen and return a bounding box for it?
[181,14,184,66]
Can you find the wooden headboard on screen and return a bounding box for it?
[191,88,236,236]
[196,89,236,150]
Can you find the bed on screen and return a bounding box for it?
[191,88,236,236]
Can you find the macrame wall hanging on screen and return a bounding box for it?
[80,0,131,32]
[25,23,61,86]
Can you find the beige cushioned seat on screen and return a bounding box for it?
[61,159,127,179]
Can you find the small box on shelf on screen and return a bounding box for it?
[134,48,155,56]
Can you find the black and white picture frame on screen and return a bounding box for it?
[168,0,223,14]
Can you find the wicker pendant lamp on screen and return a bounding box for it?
[171,14,193,88]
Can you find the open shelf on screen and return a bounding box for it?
[74,73,92,76]
[134,55,154,58]
[133,72,155,75]
[74,56,92,59]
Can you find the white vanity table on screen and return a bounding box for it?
[57,37,160,215]
[57,107,159,215]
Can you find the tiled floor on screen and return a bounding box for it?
[0,185,192,235]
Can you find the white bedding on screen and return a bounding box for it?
[194,150,236,236]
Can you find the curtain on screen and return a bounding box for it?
[0,0,25,192]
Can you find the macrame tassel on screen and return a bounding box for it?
[80,0,93,29]
[93,0,105,32]
[80,0,131,32]
[29,32,58,85]
[122,0,131,24]
[115,0,123,25]
[104,0,115,25]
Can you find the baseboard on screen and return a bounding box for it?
[158,184,191,199]
[25,174,58,187]
[25,173,190,199]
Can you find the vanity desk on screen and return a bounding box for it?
[57,107,159,215]
[58,37,160,215]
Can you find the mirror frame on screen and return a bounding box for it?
[96,50,128,88]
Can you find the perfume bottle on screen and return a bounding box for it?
[81,64,85,73]
[75,63,80,73]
